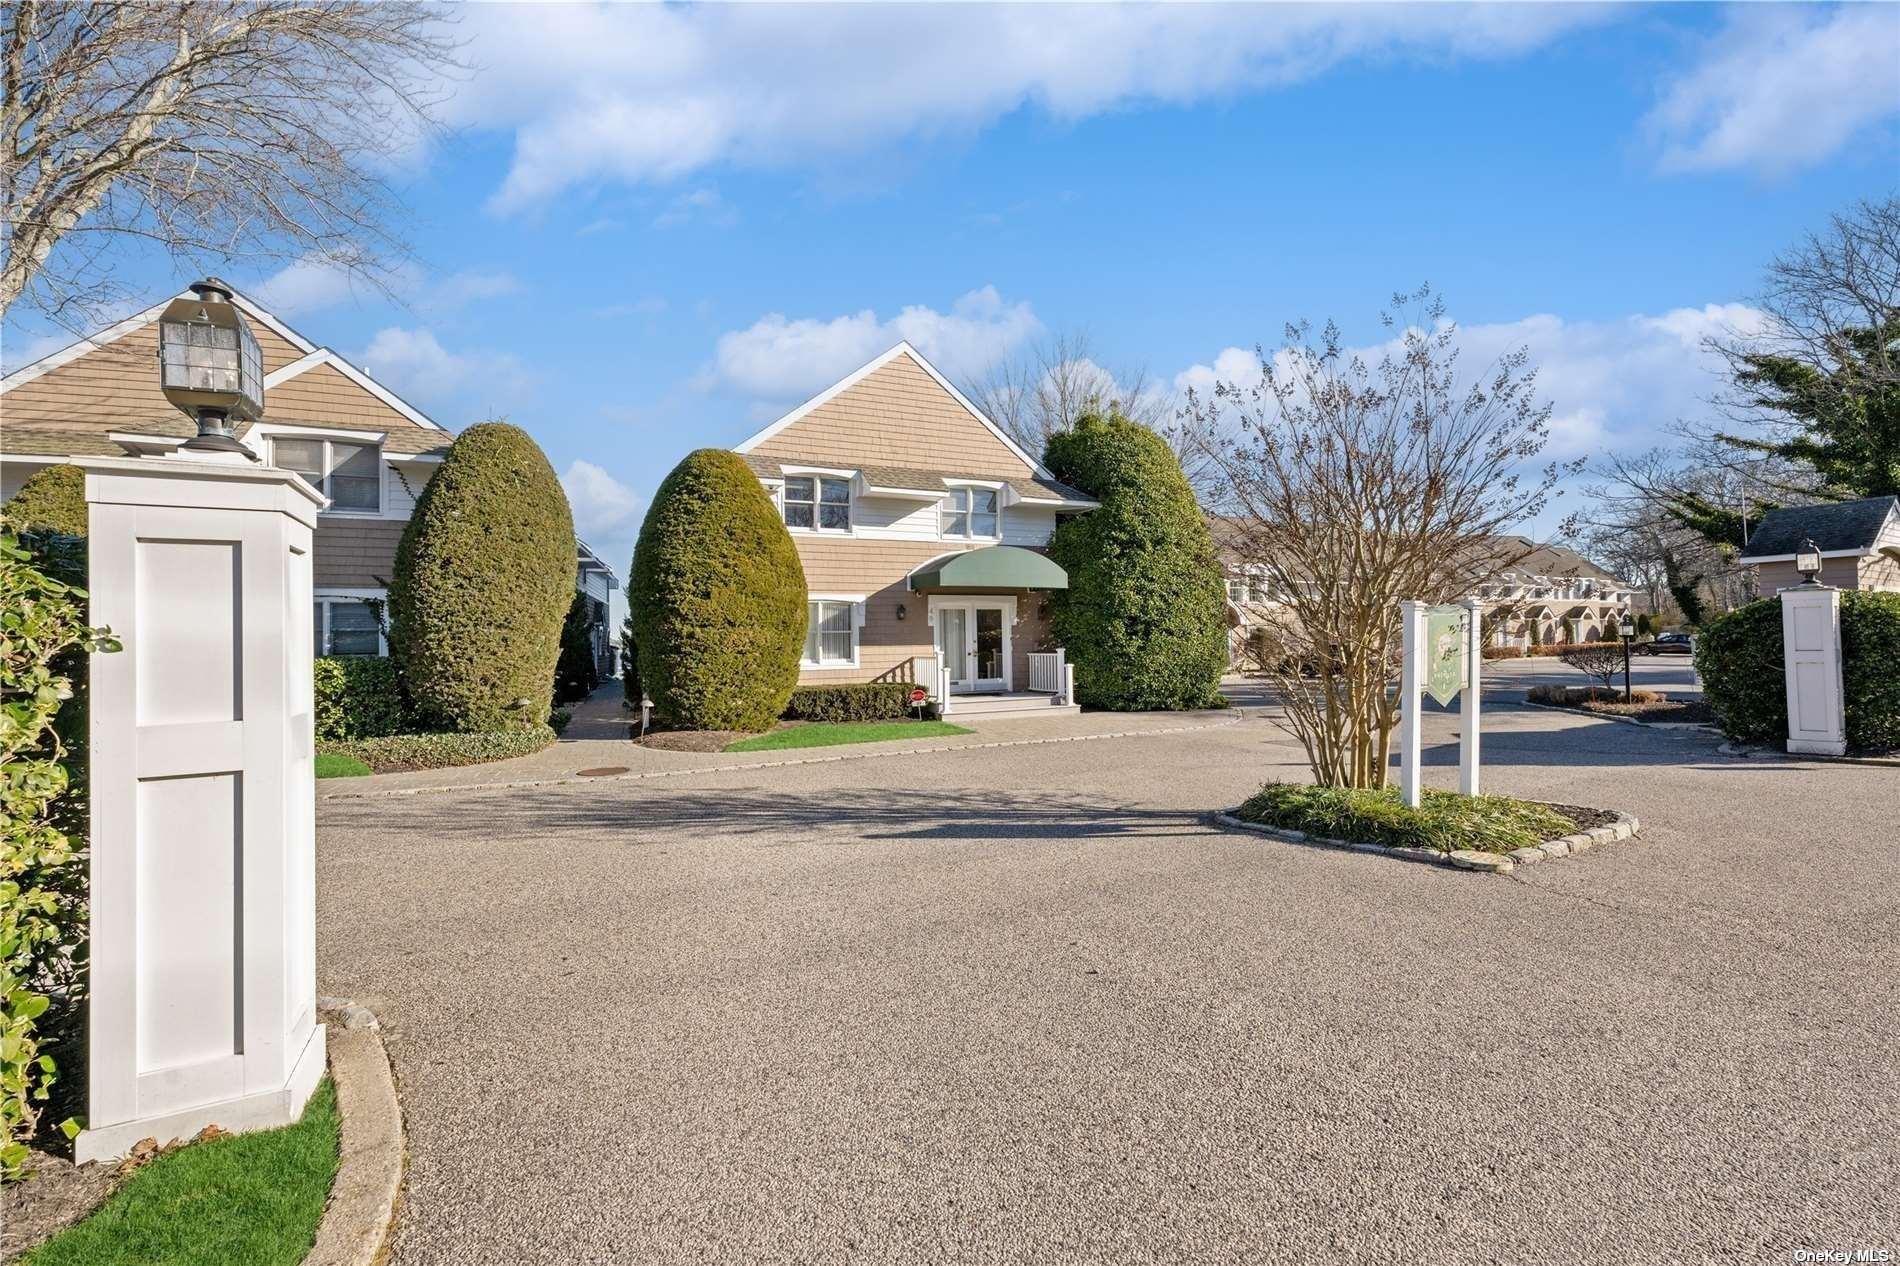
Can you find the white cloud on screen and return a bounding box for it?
[253,255,363,317]
[1645,5,1900,176]
[359,326,531,406]
[711,286,1042,401]
[430,270,521,309]
[654,188,735,229]
[1174,302,1769,461]
[446,4,1605,212]
[560,459,642,539]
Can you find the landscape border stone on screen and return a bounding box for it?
[1206,803,1641,876]
[307,1001,405,1266]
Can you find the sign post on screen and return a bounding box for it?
[1399,600,1480,806]
[1399,601,1425,808]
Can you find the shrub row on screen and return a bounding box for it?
[1526,641,1623,657]
[1696,592,1900,752]
[1482,645,1526,660]
[313,657,419,743]
[318,726,557,774]
[1234,782,1576,855]
[1527,684,1662,706]
[784,682,921,723]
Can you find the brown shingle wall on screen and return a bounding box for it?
[1858,553,1900,592]
[749,353,1034,477]
[266,363,419,430]
[313,520,405,588]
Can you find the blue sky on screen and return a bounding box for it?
[6,2,1898,591]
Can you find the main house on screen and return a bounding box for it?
[1,284,619,667]
[731,342,1097,716]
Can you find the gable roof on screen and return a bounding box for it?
[1,285,445,432]
[733,341,1050,477]
[1737,496,1900,561]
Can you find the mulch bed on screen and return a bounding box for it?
[1540,802,1621,834]
[0,1147,120,1260]
[1528,685,1715,725]
[637,727,763,752]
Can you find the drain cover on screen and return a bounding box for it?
[576,766,630,777]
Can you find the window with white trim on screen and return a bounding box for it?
[1227,578,1246,602]
[783,475,850,531]
[272,437,383,512]
[940,486,999,539]
[802,600,857,665]
[314,597,384,657]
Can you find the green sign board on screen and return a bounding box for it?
[1424,605,1467,706]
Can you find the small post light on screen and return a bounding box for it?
[1795,538,1823,585]
[157,278,263,456]
[1617,611,1636,702]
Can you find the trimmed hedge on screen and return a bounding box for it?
[1697,591,1900,751]
[785,682,919,723]
[312,656,417,743]
[1234,783,1575,855]
[319,726,556,774]
[1482,645,1527,660]
[3,464,89,537]
[389,423,576,733]
[629,449,806,731]
[1044,409,1228,710]
[555,592,600,704]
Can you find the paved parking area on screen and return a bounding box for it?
[316,699,1896,1265]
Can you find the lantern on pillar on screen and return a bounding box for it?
[156,279,264,455]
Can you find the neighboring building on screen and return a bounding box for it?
[1210,521,1634,664]
[1469,536,1634,646]
[1737,496,1900,593]
[731,341,1097,716]
[1,285,617,670]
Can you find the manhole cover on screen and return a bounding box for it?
[576,766,630,777]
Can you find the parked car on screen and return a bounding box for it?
[1636,631,1696,656]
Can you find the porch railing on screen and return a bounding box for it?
[1028,649,1074,703]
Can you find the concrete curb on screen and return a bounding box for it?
[307,1004,404,1266]
[1715,740,1900,768]
[320,711,1247,801]
[1206,804,1641,876]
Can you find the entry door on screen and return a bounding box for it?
[935,602,1008,693]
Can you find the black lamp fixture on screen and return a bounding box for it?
[1617,611,1635,640]
[156,279,263,456]
[895,602,908,621]
[1795,537,1823,585]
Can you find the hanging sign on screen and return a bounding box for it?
[1424,604,1467,707]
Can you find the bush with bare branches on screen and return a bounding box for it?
[1178,286,1572,788]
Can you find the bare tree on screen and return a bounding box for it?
[1558,644,1623,693]
[1177,287,1573,788]
[1,1,460,325]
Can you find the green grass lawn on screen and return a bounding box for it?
[725,720,972,753]
[28,1078,339,1266]
[315,751,372,779]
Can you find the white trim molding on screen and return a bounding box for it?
[732,341,1053,478]
[262,346,444,432]
[801,593,868,669]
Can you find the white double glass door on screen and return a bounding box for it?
[934,602,1008,693]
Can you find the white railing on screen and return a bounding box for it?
[1028,648,1070,702]
[912,652,950,715]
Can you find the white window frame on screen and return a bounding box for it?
[314,589,387,657]
[939,480,1003,541]
[1226,578,1246,603]
[779,467,854,535]
[267,431,385,516]
[801,594,866,668]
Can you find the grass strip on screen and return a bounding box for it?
[725,720,973,753]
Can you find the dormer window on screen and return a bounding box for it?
[941,485,999,539]
[784,475,850,532]
[273,436,382,513]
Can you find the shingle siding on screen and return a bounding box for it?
[313,520,406,589]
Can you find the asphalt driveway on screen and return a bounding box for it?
[316,701,1897,1265]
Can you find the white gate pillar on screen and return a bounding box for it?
[1779,584,1847,757]
[76,454,327,1162]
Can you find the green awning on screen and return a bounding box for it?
[907,546,1068,591]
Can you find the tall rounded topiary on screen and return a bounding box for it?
[629,448,805,730]
[4,464,89,536]
[388,423,576,733]
[1044,409,1229,710]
